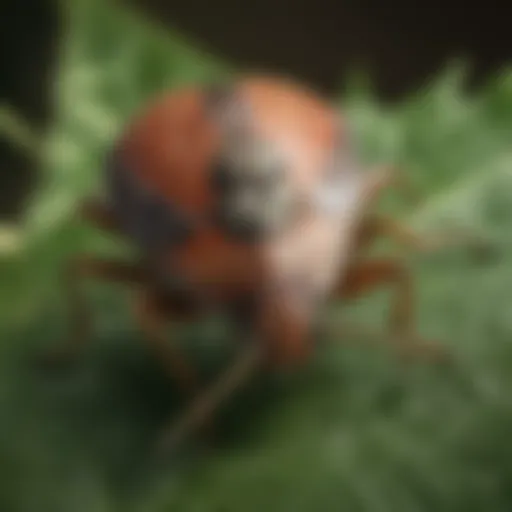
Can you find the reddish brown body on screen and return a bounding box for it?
[106,76,364,364]
[48,74,461,454]
[111,77,346,305]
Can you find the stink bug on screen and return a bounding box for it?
[45,74,481,454]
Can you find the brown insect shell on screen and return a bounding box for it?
[112,75,369,306]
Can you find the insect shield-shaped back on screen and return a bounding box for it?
[207,87,297,243]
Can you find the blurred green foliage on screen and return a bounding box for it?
[1,0,512,511]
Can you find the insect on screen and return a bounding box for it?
[46,74,476,455]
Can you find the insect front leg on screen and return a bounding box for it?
[155,341,264,457]
[154,287,317,457]
[335,257,451,363]
[356,214,454,253]
[361,166,492,257]
[356,213,492,257]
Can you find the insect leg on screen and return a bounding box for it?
[77,197,121,235]
[335,258,450,363]
[365,165,421,206]
[154,286,315,455]
[155,341,264,456]
[43,257,149,366]
[132,290,201,396]
[357,214,445,253]
[359,214,492,256]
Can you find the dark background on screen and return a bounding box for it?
[0,0,510,221]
